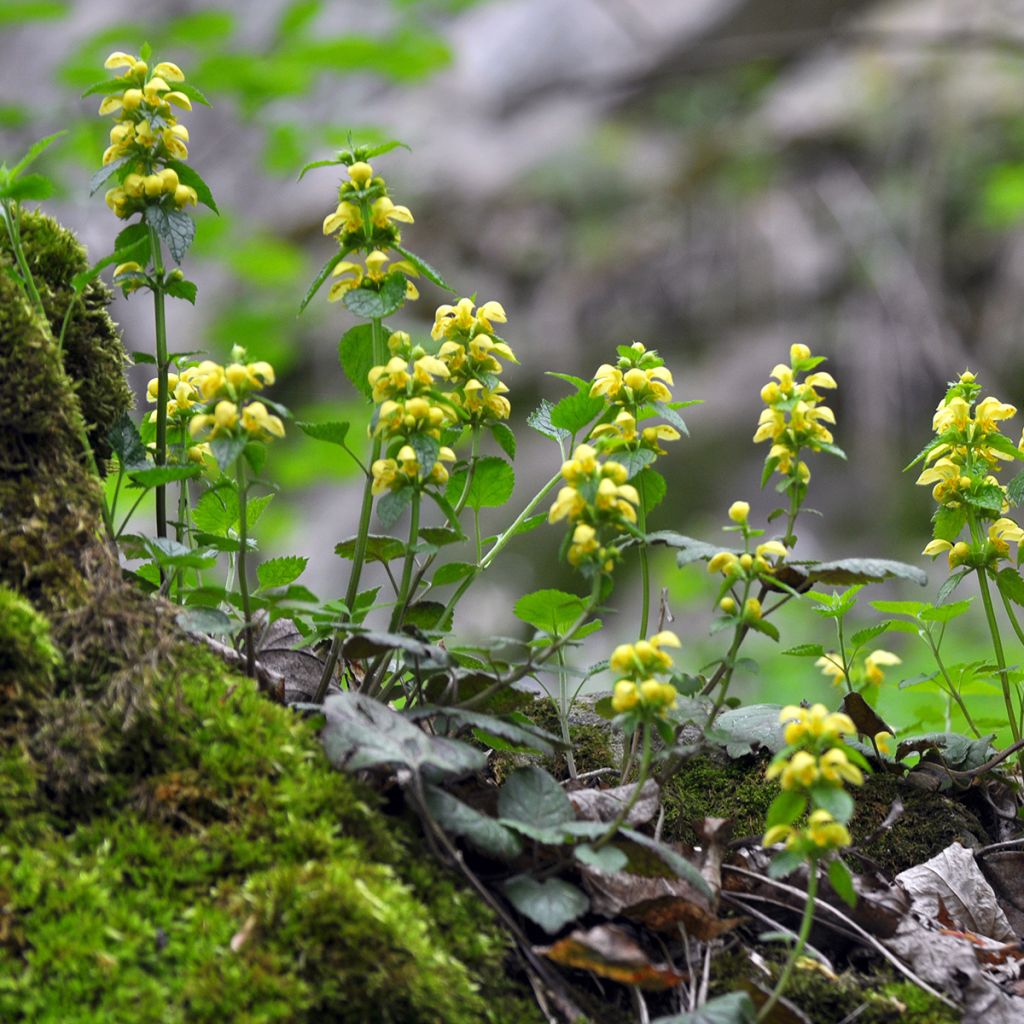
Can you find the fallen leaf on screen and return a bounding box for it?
[568,778,659,826]
[840,692,892,740]
[538,924,686,990]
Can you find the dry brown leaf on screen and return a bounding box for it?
[568,779,659,826]
[536,924,686,990]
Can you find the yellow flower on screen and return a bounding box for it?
[779,704,855,745]
[874,731,895,756]
[815,653,846,687]
[590,364,623,399]
[327,261,364,301]
[707,551,740,576]
[755,540,787,561]
[612,680,639,713]
[818,748,863,786]
[766,750,818,790]
[348,161,374,188]
[864,650,901,686]
[371,196,414,227]
[371,458,400,495]
[323,201,363,236]
[728,501,750,524]
[742,597,762,622]
[240,401,285,440]
[989,518,1024,560]
[806,809,852,851]
[548,486,586,524]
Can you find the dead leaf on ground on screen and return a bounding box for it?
[536,924,686,990]
[258,618,327,704]
[568,778,659,826]
[979,851,1024,936]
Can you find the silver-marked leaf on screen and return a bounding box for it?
[503,875,589,934]
[498,765,574,828]
[423,785,522,860]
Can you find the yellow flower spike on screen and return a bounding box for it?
[612,680,639,713]
[609,644,635,674]
[601,461,628,485]
[875,731,895,756]
[143,76,171,101]
[590,364,623,398]
[921,539,952,560]
[213,400,239,432]
[241,402,285,439]
[819,748,864,786]
[348,161,374,187]
[728,501,750,524]
[548,486,585,524]
[622,368,648,392]
[640,679,664,703]
[864,649,901,686]
[780,750,818,790]
[975,396,1017,432]
[225,363,249,389]
[121,88,144,111]
[790,343,811,364]
[806,810,851,851]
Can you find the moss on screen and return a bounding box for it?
[1,209,131,462]
[0,585,60,724]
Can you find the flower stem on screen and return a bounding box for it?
[757,864,818,1022]
[389,488,421,631]
[236,458,255,677]
[313,316,386,703]
[637,485,650,639]
[593,722,651,850]
[554,645,578,780]
[147,225,170,541]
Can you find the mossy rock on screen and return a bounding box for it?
[0,213,543,1024]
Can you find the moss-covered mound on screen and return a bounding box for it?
[0,213,542,1024]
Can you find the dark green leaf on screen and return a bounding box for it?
[165,277,197,303]
[342,630,450,666]
[432,561,477,586]
[146,537,217,569]
[256,555,308,590]
[765,790,807,830]
[651,400,689,436]
[145,204,194,264]
[767,850,804,879]
[782,643,826,658]
[502,875,588,934]
[636,467,666,512]
[809,784,854,823]
[423,785,522,860]
[210,434,248,471]
[338,322,375,400]
[498,766,574,827]
[413,708,565,757]
[610,447,656,479]
[107,412,148,469]
[937,568,969,604]
[444,456,514,510]
[996,568,1024,608]
[192,486,239,535]
[296,419,350,447]
[794,558,927,587]
[550,387,605,435]
[127,464,201,488]
[1007,471,1024,507]
[895,732,995,771]
[490,422,516,460]
[163,158,218,213]
[377,487,412,528]
[335,534,405,563]
[919,598,972,623]
[410,432,440,472]
[343,272,407,319]
[392,243,454,291]
[299,248,348,313]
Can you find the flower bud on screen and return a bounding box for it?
[719,597,736,614]
[122,88,144,110]
[159,167,180,192]
[143,174,164,197]
[728,501,750,524]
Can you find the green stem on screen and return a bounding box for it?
[704,577,756,728]
[115,489,148,539]
[147,225,169,541]
[175,429,189,605]
[594,722,651,850]
[926,631,982,738]
[389,488,421,631]
[3,200,46,317]
[236,459,255,678]
[977,566,1023,746]
[554,645,578,780]
[313,316,387,703]
[757,863,818,1022]
[637,485,650,639]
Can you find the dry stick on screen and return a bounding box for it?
[722,865,958,1010]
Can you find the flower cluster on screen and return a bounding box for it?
[753,343,838,489]
[609,631,681,717]
[548,444,639,576]
[432,298,517,425]
[371,445,455,496]
[369,331,456,441]
[917,371,1024,569]
[762,703,867,858]
[591,342,674,406]
[322,162,420,304]
[816,649,901,689]
[97,51,198,219]
[186,349,284,446]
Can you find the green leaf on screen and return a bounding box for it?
[423,785,522,860]
[334,534,405,563]
[765,790,807,830]
[3,174,53,201]
[210,434,248,471]
[795,558,928,587]
[996,568,1024,608]
[1007,471,1024,507]
[165,277,197,303]
[444,456,514,510]
[127,464,201,488]
[391,243,454,291]
[502,875,588,935]
[71,224,151,292]
[809,784,854,824]
[850,623,891,648]
[343,272,407,319]
[192,486,239,535]
[710,704,787,758]
[89,154,134,195]
[107,412,148,469]
[9,129,66,179]
[176,607,234,637]
[870,599,928,617]
[767,850,804,879]
[919,597,973,623]
[573,844,629,872]
[163,159,218,213]
[636,467,666,512]
[145,204,194,264]
[645,531,737,568]
[145,537,217,570]
[338,323,375,401]
[432,561,477,586]
[527,399,570,444]
[828,858,857,909]
[410,432,440,473]
[498,766,574,827]
[490,422,516,460]
[378,487,412,528]
[549,387,605,435]
[651,400,689,436]
[937,568,970,604]
[414,708,565,758]
[170,81,211,107]
[782,642,826,658]
[651,991,756,1024]
[299,249,348,313]
[514,588,588,636]
[296,419,350,447]
[610,447,656,479]
[321,692,485,780]
[895,732,995,771]
[256,555,308,590]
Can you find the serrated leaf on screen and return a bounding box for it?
[503,875,589,934]
[423,785,522,860]
[919,598,973,622]
[996,568,1024,608]
[107,412,148,469]
[850,623,891,647]
[192,486,239,535]
[550,388,605,435]
[256,555,308,590]
[391,243,454,291]
[870,600,928,617]
[809,784,854,823]
[645,531,737,568]
[377,487,412,528]
[527,400,570,443]
[445,456,514,510]
[514,588,588,635]
[321,692,484,780]
[343,272,407,319]
[339,322,375,401]
[636,467,667,513]
[610,447,656,479]
[163,158,218,213]
[1007,471,1024,507]
[498,766,574,827]
[296,419,350,447]
[433,561,477,586]
[127,464,201,488]
[932,505,967,543]
[88,153,133,195]
[782,643,826,658]
[165,277,197,303]
[795,557,927,587]
[334,534,406,563]
[145,536,217,569]
[490,422,516,459]
[145,204,194,264]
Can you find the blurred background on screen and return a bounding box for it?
[6,0,1024,733]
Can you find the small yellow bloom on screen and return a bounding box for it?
[348,161,374,188]
[612,679,639,713]
[819,748,863,786]
[875,731,895,756]
[864,649,901,687]
[728,501,750,524]
[815,653,846,687]
[790,343,811,364]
